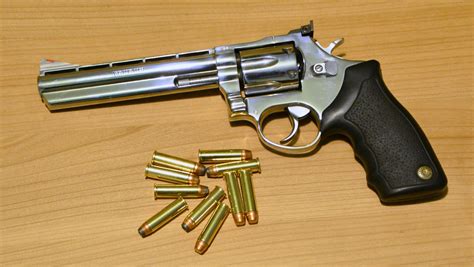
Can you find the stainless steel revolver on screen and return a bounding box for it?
[37,21,447,204]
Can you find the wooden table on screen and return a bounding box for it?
[1,1,472,265]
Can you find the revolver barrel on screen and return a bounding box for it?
[38,42,301,111]
[38,51,218,110]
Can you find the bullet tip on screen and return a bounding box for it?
[247,211,259,224]
[189,175,200,185]
[181,218,195,232]
[200,185,209,196]
[243,150,253,160]
[138,227,147,238]
[234,213,246,226]
[181,223,189,232]
[196,164,207,176]
[195,240,209,255]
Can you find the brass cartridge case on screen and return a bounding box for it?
[238,169,258,224]
[195,202,230,255]
[182,186,226,232]
[138,196,188,238]
[151,151,206,176]
[207,158,261,178]
[154,184,209,199]
[224,171,246,226]
[198,149,252,164]
[145,164,199,185]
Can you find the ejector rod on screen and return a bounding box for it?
[38,51,219,110]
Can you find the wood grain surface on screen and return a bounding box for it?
[1,0,472,265]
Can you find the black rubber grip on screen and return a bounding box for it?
[321,60,447,204]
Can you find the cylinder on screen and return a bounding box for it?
[198,149,252,164]
[207,158,261,178]
[182,186,226,232]
[238,169,258,224]
[154,185,209,199]
[138,196,188,238]
[152,151,206,176]
[145,164,199,185]
[195,202,230,255]
[239,43,300,96]
[224,171,246,226]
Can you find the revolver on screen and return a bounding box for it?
[37,21,447,204]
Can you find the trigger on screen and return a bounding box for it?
[280,106,311,145]
[280,114,299,145]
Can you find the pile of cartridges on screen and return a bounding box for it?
[138,149,260,254]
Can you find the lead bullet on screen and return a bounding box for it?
[195,202,230,255]
[224,171,246,226]
[138,197,188,238]
[238,169,258,224]
[182,186,226,232]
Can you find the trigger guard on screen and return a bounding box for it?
[256,119,321,155]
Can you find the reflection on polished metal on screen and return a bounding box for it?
[138,197,188,238]
[38,52,219,110]
[238,169,258,224]
[38,22,360,155]
[195,202,230,255]
[182,186,226,232]
[151,151,206,176]
[239,43,300,96]
[145,164,199,185]
[198,149,252,164]
[153,184,209,199]
[224,171,246,226]
[207,158,261,178]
